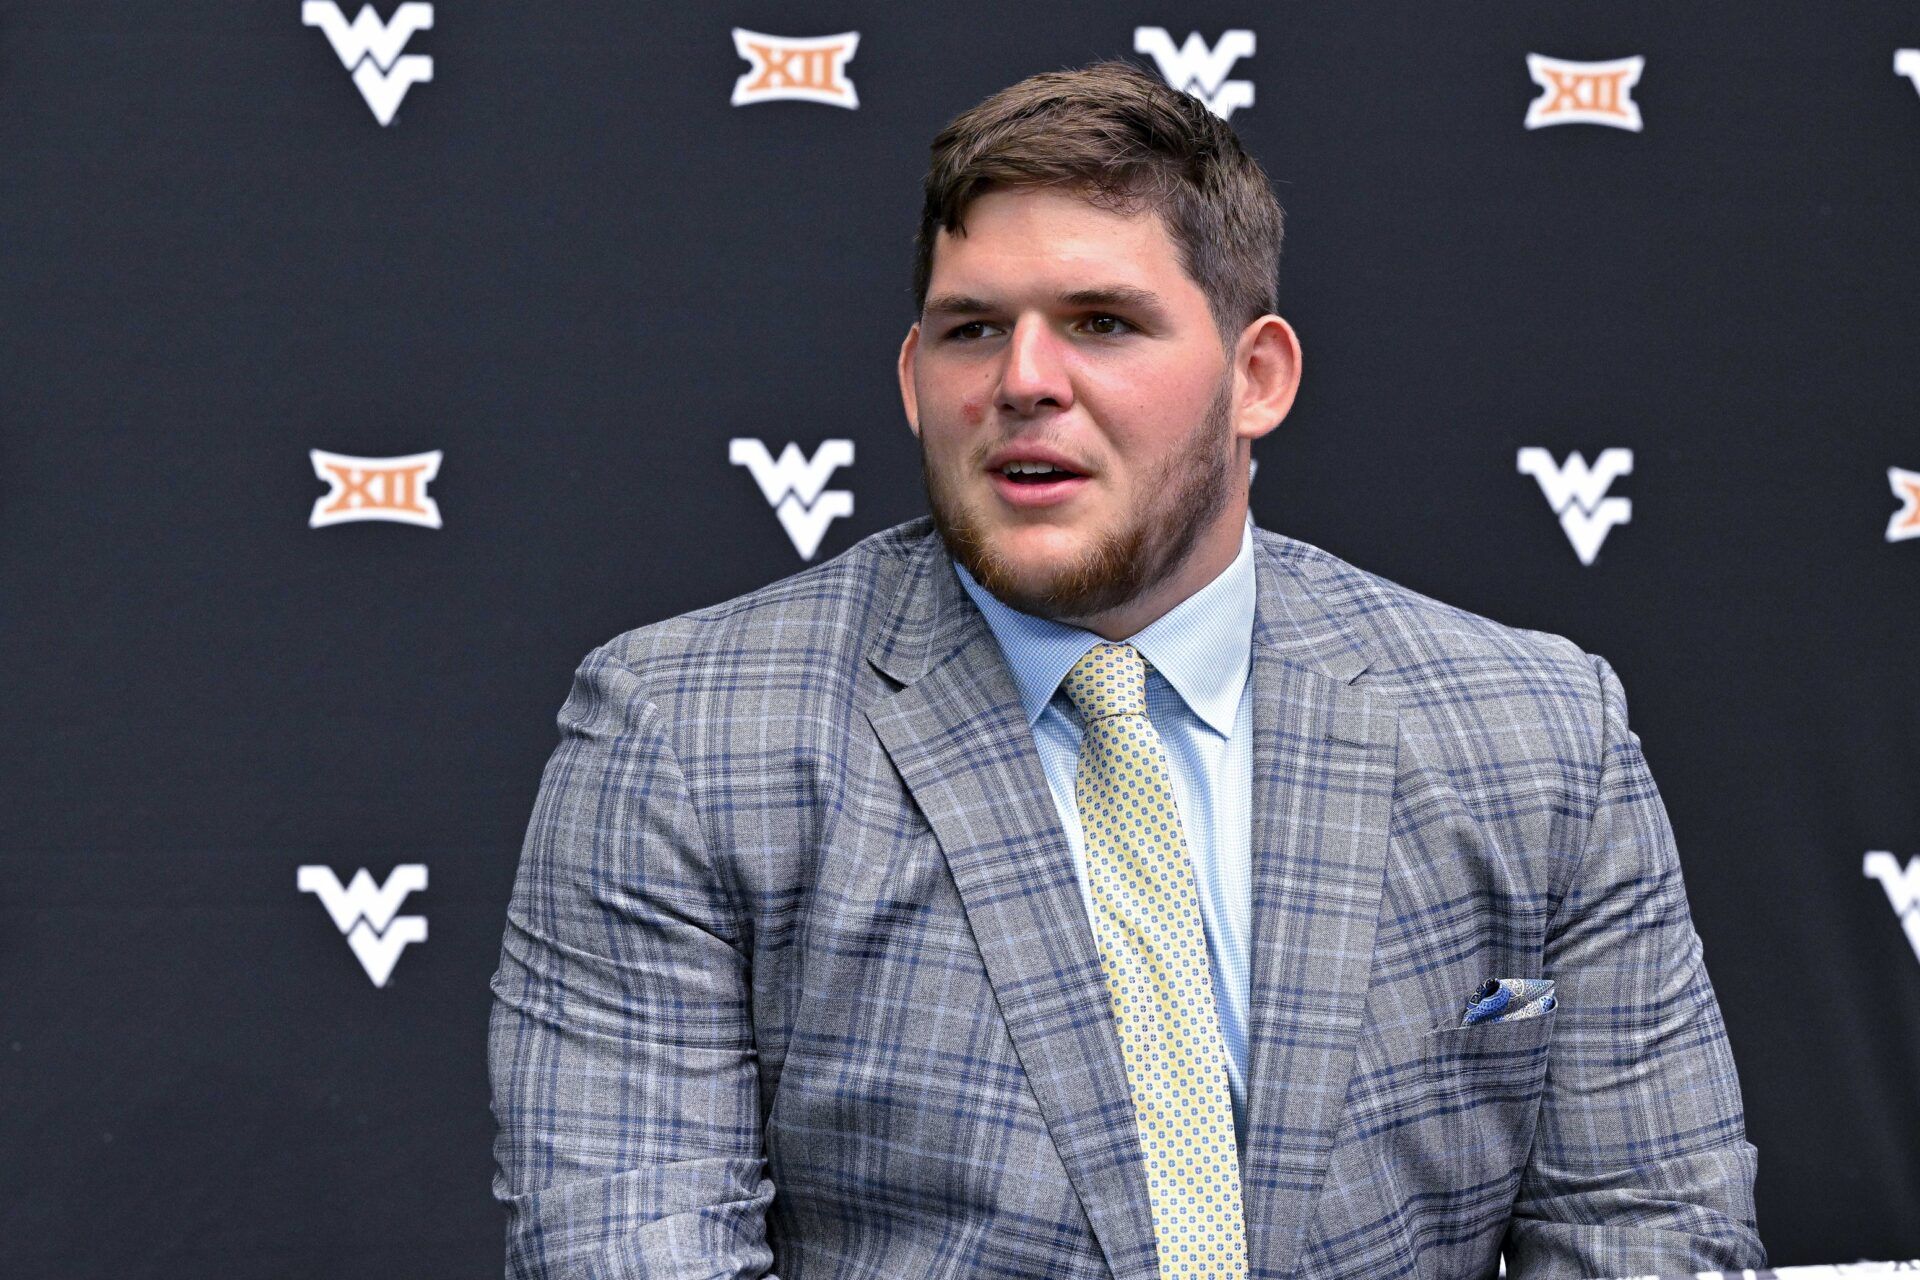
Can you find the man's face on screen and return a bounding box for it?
[898,187,1274,631]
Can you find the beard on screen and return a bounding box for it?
[922,373,1237,625]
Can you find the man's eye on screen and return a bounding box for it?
[945,321,997,341]
[1080,315,1132,336]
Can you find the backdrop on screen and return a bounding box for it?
[4,2,1918,1275]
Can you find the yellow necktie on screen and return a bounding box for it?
[1062,643,1249,1280]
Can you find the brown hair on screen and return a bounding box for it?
[913,60,1285,339]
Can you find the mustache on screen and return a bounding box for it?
[955,430,1094,471]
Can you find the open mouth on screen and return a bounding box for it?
[983,447,1092,506]
[998,462,1083,485]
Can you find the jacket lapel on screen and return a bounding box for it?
[1240,537,1400,1280]
[865,529,1160,1280]
[862,526,1402,1280]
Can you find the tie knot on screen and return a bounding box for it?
[1062,643,1149,720]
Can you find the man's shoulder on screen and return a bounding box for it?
[1253,527,1598,699]
[583,518,934,698]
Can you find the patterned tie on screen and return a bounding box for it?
[1061,643,1249,1280]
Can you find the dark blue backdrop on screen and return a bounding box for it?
[4,2,1917,1274]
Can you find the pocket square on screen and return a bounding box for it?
[1462,977,1556,1026]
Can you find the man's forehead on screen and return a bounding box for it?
[925,188,1196,308]
[934,187,1173,256]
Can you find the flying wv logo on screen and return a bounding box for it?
[303,2,433,126]
[1896,49,1920,99]
[1517,447,1632,566]
[1133,27,1255,120]
[1864,852,1920,967]
[298,865,428,987]
[729,439,854,560]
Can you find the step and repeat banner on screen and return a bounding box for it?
[4,2,1918,1275]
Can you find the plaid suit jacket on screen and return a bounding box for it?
[489,518,1763,1280]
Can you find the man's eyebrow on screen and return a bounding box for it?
[1058,286,1166,314]
[921,294,996,318]
[921,286,1168,318]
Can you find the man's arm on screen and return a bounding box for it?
[1505,654,1764,1278]
[489,643,778,1280]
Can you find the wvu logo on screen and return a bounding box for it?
[1134,27,1255,120]
[298,864,427,987]
[1864,852,1920,966]
[1517,447,1632,566]
[1526,54,1644,132]
[729,438,853,560]
[1897,49,1920,99]
[303,2,433,127]
[309,449,443,529]
[1889,467,1920,542]
[731,30,859,109]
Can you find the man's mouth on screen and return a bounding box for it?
[998,460,1084,484]
[984,454,1091,509]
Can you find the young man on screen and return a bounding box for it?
[490,62,1763,1279]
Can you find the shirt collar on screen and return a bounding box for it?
[953,521,1256,737]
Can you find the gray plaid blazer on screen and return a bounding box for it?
[489,518,1763,1280]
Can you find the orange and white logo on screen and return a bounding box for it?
[1526,54,1644,132]
[1888,467,1920,542]
[309,449,443,529]
[731,29,859,109]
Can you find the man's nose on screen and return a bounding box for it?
[995,316,1073,417]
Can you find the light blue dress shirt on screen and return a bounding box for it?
[953,524,1256,1150]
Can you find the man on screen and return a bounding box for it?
[490,62,1763,1279]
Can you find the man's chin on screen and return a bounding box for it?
[979,530,1094,578]
[973,563,1077,614]
[952,530,1147,623]
[925,472,1145,622]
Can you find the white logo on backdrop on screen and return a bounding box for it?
[309,449,443,529]
[731,30,860,109]
[1133,27,1255,120]
[1517,447,1633,566]
[1525,54,1644,132]
[1887,466,1920,542]
[1864,852,1920,967]
[1896,49,1920,98]
[298,864,428,987]
[729,439,854,560]
[303,2,434,126]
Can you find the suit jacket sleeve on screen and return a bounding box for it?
[1505,654,1764,1277]
[489,643,780,1280]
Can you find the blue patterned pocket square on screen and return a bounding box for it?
[1462,978,1557,1026]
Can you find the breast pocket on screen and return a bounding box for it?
[1422,1011,1556,1092]
[1377,1014,1556,1280]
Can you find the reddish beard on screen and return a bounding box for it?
[922,375,1236,624]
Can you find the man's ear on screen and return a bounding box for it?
[897,323,923,439]
[1232,314,1302,445]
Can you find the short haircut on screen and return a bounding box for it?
[913,60,1285,340]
